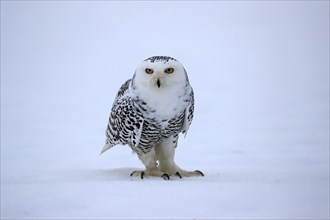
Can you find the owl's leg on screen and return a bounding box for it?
[155,135,204,178]
[130,148,163,179]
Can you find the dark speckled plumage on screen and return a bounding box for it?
[144,56,177,63]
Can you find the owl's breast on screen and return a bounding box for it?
[139,110,185,144]
[135,97,185,125]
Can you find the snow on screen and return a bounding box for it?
[1,1,329,219]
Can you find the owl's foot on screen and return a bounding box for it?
[130,167,203,179]
[130,167,170,180]
[130,170,145,179]
[174,170,204,178]
[130,171,170,180]
[130,170,203,179]
[160,164,204,178]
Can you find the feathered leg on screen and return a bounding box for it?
[130,148,164,179]
[155,135,204,178]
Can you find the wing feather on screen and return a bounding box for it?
[101,79,144,154]
[182,88,194,137]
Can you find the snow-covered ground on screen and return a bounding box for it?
[1,1,329,219]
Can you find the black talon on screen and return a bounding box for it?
[195,170,204,176]
[176,172,182,179]
[130,171,136,176]
[141,171,145,179]
[162,173,170,180]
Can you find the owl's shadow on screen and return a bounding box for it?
[60,167,207,182]
[64,167,143,182]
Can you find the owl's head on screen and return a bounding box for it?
[132,56,189,90]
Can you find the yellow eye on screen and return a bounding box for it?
[165,67,174,74]
[145,68,154,74]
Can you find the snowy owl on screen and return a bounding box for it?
[101,56,203,180]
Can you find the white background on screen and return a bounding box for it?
[1,1,329,219]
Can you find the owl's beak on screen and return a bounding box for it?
[156,79,161,88]
[153,71,164,88]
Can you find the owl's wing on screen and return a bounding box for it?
[182,88,194,137]
[101,80,144,154]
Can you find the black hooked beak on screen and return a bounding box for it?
[157,79,161,88]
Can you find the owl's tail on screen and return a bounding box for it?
[99,141,113,155]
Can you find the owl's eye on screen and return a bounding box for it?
[165,68,174,74]
[145,68,154,74]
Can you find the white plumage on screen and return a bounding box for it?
[101,56,203,179]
